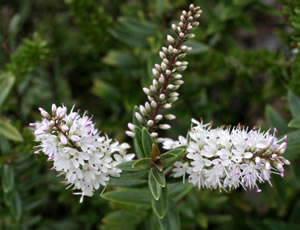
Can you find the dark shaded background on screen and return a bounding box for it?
[0,0,299,229]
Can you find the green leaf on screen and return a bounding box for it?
[0,120,23,142]
[156,199,180,230]
[152,186,168,219]
[109,171,147,187]
[109,17,156,48]
[168,182,193,202]
[91,79,120,101]
[160,153,177,164]
[148,171,162,200]
[133,126,144,158]
[152,143,160,161]
[290,200,300,224]
[101,188,151,205]
[117,161,141,171]
[2,164,15,193]
[285,130,300,160]
[151,168,166,187]
[9,192,22,222]
[0,72,15,108]
[142,128,153,157]
[288,115,300,129]
[288,91,300,118]
[265,105,288,136]
[163,147,186,168]
[102,50,137,67]
[185,41,209,55]
[132,157,152,169]
[102,211,142,230]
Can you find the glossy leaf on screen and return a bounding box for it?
[0,72,15,108]
[9,192,22,222]
[151,168,166,187]
[163,147,186,168]
[142,127,153,157]
[0,120,23,142]
[134,126,144,158]
[116,161,141,171]
[148,171,161,200]
[160,153,177,164]
[288,91,300,117]
[152,186,168,219]
[132,157,152,169]
[2,164,15,193]
[101,188,151,205]
[288,115,300,129]
[151,143,160,161]
[168,182,193,202]
[156,199,180,230]
[109,171,147,187]
[265,105,288,136]
[102,50,137,67]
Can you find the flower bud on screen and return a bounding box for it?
[152,68,159,77]
[145,102,151,112]
[155,114,163,121]
[163,103,172,109]
[126,131,135,137]
[135,112,143,123]
[61,125,69,131]
[161,62,167,71]
[39,107,51,119]
[159,51,166,59]
[174,74,182,79]
[70,135,80,142]
[167,35,175,43]
[165,114,176,120]
[167,84,174,90]
[139,105,146,115]
[174,80,184,85]
[159,124,171,130]
[143,87,150,95]
[151,101,157,108]
[159,94,166,100]
[147,120,154,127]
[60,135,68,145]
[128,123,135,131]
[51,104,57,116]
[151,132,158,137]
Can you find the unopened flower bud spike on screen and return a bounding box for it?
[127,4,202,138]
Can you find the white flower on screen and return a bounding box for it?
[163,119,290,192]
[162,135,187,150]
[32,104,135,202]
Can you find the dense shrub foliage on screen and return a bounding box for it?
[0,0,299,229]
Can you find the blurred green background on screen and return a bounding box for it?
[0,0,300,229]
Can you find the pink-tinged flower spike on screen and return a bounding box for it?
[126,4,203,138]
[31,104,134,203]
[162,119,290,192]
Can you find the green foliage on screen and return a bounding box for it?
[5,33,49,81]
[0,0,299,229]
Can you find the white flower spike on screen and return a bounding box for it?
[163,119,289,192]
[32,104,134,202]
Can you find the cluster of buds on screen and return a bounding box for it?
[31,105,134,202]
[126,4,202,139]
[163,119,290,192]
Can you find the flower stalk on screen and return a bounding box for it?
[126,4,203,138]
